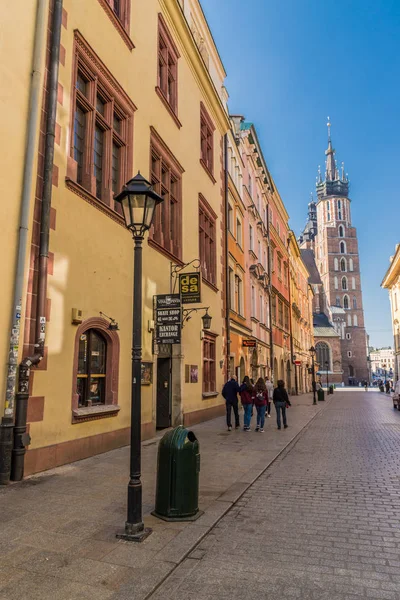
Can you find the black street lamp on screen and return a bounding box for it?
[115,173,163,542]
[309,346,317,405]
[325,360,329,391]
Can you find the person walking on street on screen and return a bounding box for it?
[273,379,291,430]
[385,380,391,394]
[364,380,368,392]
[254,378,268,432]
[240,376,254,431]
[222,375,240,432]
[265,377,274,418]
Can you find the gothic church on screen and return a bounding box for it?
[300,122,369,384]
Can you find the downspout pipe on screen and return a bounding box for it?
[224,134,231,381]
[0,0,49,485]
[11,0,63,482]
[266,206,274,383]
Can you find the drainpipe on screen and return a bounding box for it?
[266,205,274,382]
[10,0,63,482]
[287,235,298,395]
[0,0,49,485]
[224,134,231,381]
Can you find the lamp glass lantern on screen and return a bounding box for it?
[201,311,212,330]
[114,173,163,237]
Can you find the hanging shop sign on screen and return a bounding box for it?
[154,294,181,344]
[242,339,257,348]
[179,272,201,304]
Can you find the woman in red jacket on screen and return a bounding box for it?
[254,377,268,432]
[239,376,254,431]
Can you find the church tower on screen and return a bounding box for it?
[313,119,369,383]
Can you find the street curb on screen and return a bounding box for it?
[140,395,335,600]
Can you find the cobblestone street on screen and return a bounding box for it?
[149,390,400,600]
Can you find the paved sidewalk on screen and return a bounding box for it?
[0,393,323,600]
[149,390,400,600]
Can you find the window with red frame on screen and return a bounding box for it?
[150,129,183,260]
[69,34,135,211]
[199,196,217,286]
[157,14,179,115]
[203,333,216,393]
[200,102,215,176]
[97,1,133,50]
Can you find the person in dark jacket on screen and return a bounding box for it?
[273,379,291,430]
[239,376,255,431]
[222,376,240,431]
[254,378,268,432]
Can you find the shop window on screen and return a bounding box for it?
[72,318,120,422]
[203,333,216,394]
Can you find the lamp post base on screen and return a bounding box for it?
[116,522,152,543]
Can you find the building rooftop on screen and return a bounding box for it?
[300,249,322,285]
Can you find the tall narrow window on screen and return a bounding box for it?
[353,296,357,309]
[339,225,344,237]
[157,14,180,115]
[199,195,216,286]
[237,276,243,315]
[272,294,276,324]
[342,277,347,290]
[343,295,349,309]
[349,258,354,271]
[316,342,330,370]
[228,204,233,233]
[340,258,346,272]
[347,313,352,326]
[69,33,134,209]
[150,129,183,260]
[338,200,342,220]
[352,277,356,290]
[334,257,339,271]
[251,286,256,317]
[340,241,346,254]
[258,240,261,260]
[278,300,283,326]
[200,102,215,176]
[203,333,216,393]
[259,295,263,323]
[334,276,338,290]
[336,296,341,307]
[249,225,254,251]
[229,267,235,311]
[277,255,282,279]
[236,218,242,247]
[353,314,358,326]
[77,330,107,407]
[327,201,331,221]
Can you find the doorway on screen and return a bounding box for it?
[156,357,171,429]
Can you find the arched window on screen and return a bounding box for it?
[336,296,341,307]
[340,241,346,254]
[347,314,352,326]
[334,276,338,290]
[349,258,354,271]
[353,296,357,309]
[72,318,120,422]
[352,277,356,290]
[338,225,344,237]
[77,330,107,407]
[316,342,330,370]
[334,257,339,271]
[353,314,358,326]
[340,258,346,272]
[343,295,349,309]
[342,277,347,290]
[338,202,343,221]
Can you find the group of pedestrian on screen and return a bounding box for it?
[222,375,291,432]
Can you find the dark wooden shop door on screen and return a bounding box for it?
[156,357,171,429]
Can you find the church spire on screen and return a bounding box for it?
[325,117,336,181]
[316,117,349,200]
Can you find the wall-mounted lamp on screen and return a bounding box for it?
[182,307,212,330]
[100,311,119,331]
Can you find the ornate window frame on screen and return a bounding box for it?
[71,317,120,423]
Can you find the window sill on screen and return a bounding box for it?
[200,159,216,184]
[202,277,218,293]
[249,250,257,260]
[202,392,219,399]
[148,238,183,265]
[97,1,135,50]
[72,404,120,423]
[155,87,182,129]
[66,178,125,227]
[251,316,259,323]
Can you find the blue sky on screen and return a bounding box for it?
[201,0,400,348]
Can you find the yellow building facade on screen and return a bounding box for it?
[288,231,314,394]
[382,243,400,380]
[1,0,230,476]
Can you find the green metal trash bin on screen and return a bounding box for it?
[152,426,202,521]
[329,384,334,395]
[317,388,325,401]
